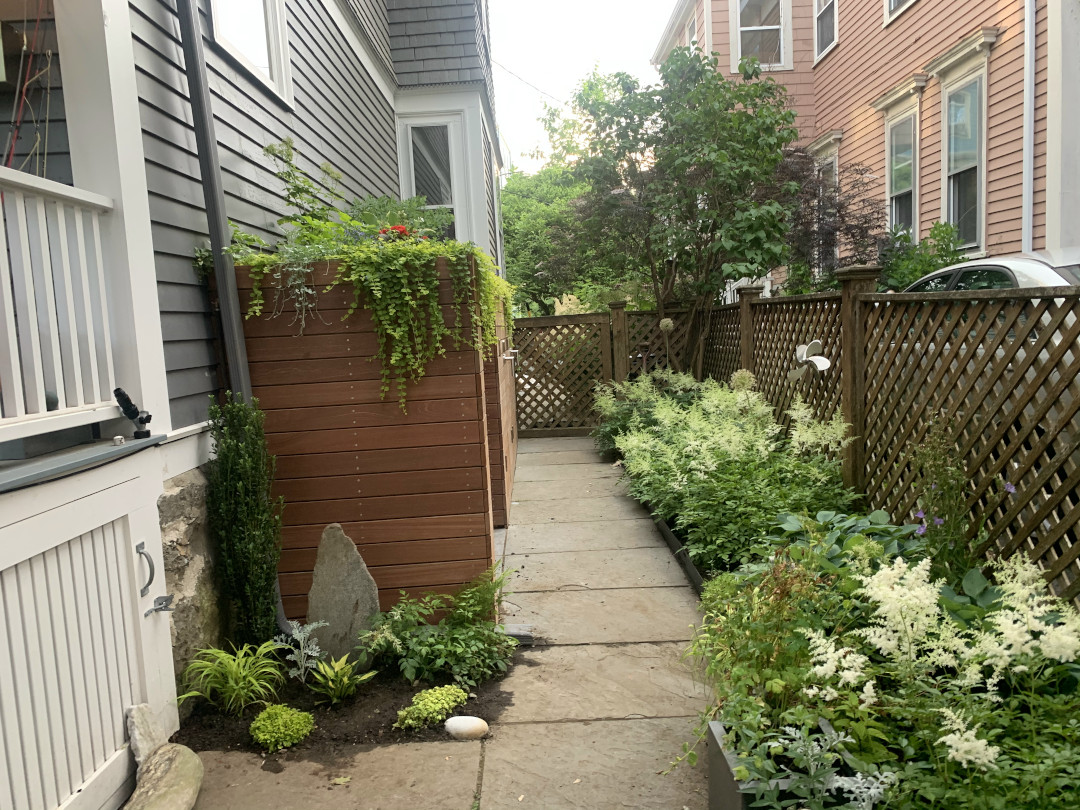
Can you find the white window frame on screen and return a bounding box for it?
[686,16,697,48]
[885,102,918,233]
[815,145,840,270]
[814,0,838,63]
[209,0,293,105]
[729,0,794,73]
[398,114,469,239]
[883,0,919,27]
[940,66,988,253]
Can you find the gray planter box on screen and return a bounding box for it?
[708,722,791,810]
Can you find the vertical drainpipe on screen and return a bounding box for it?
[1022,0,1036,254]
[176,0,290,633]
[175,0,253,401]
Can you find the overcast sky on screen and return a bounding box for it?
[489,0,676,175]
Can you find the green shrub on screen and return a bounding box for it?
[207,393,284,645]
[309,656,376,707]
[606,371,854,573]
[358,567,518,686]
[393,685,469,730]
[592,369,710,454]
[178,641,284,716]
[879,221,964,291]
[249,704,314,752]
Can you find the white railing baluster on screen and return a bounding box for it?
[88,210,115,402]
[6,191,47,415]
[0,166,117,440]
[26,195,66,411]
[47,202,85,407]
[0,196,23,418]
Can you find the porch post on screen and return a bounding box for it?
[837,265,879,495]
[53,0,173,432]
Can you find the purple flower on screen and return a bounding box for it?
[915,510,925,519]
[916,524,927,535]
[933,517,945,526]
[1004,482,1016,494]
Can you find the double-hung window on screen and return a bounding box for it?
[885,0,918,25]
[945,75,983,249]
[686,17,697,47]
[739,0,784,67]
[815,0,837,59]
[210,0,291,102]
[887,113,916,231]
[816,153,839,270]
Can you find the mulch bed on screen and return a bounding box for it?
[171,655,519,760]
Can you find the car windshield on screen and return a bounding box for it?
[1054,264,1080,285]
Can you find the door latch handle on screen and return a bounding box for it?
[135,542,155,597]
[144,594,175,618]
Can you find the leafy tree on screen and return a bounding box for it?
[879,221,964,291]
[544,49,800,374]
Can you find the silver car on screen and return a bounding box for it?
[903,249,1080,292]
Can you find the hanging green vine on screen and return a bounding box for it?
[227,141,513,409]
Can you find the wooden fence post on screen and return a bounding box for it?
[609,301,629,383]
[738,286,764,373]
[837,265,880,495]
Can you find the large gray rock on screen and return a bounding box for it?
[122,743,203,810]
[306,524,380,660]
[126,704,167,772]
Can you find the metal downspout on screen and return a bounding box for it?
[175,0,290,634]
[1022,0,1036,253]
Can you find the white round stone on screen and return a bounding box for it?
[444,715,489,740]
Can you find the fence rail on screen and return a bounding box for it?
[0,166,119,441]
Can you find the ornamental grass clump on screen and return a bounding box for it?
[689,509,1080,809]
[597,369,854,573]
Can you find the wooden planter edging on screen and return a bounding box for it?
[708,722,792,810]
[653,515,705,595]
[234,258,504,618]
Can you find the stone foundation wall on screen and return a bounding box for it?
[159,467,223,705]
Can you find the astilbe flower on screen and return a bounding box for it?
[800,628,869,688]
[935,707,1000,769]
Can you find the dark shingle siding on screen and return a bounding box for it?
[131,0,398,428]
[386,0,486,86]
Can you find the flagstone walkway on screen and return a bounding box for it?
[482,436,708,809]
[190,437,708,809]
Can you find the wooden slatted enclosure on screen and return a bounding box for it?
[484,304,517,527]
[237,259,501,618]
[701,304,741,385]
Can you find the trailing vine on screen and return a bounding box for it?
[227,141,513,408]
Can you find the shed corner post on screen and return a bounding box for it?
[836,264,880,495]
[609,300,629,383]
[737,285,764,374]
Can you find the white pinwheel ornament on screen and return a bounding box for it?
[787,339,831,383]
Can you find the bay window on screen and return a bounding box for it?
[945,75,983,249]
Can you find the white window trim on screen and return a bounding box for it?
[885,102,919,233]
[398,113,470,241]
[686,16,697,49]
[883,0,919,28]
[940,64,988,253]
[209,0,293,106]
[815,145,840,270]
[814,0,839,64]
[729,0,794,73]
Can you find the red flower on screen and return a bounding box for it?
[379,228,388,234]
[391,225,410,235]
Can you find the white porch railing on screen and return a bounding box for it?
[0,165,122,441]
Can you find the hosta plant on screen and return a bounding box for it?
[309,656,376,707]
[178,641,284,716]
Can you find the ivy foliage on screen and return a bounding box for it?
[207,393,284,646]
[228,139,512,407]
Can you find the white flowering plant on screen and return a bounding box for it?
[692,511,1080,809]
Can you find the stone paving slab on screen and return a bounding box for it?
[506,547,687,592]
[480,718,707,809]
[503,519,664,555]
[193,742,480,810]
[512,477,629,501]
[497,642,706,723]
[509,496,650,525]
[518,437,597,453]
[504,587,700,644]
[514,450,604,467]
[513,463,622,482]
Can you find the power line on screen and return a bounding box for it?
[491,59,564,104]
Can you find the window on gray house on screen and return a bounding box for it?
[210,0,290,100]
[411,125,455,237]
[946,76,982,248]
[739,0,783,66]
[888,114,915,231]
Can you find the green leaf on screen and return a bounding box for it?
[961,568,989,598]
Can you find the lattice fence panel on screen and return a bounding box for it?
[702,304,741,385]
[751,294,844,430]
[513,315,610,432]
[862,292,1080,601]
[625,310,693,375]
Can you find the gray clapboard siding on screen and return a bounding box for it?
[130,0,398,428]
